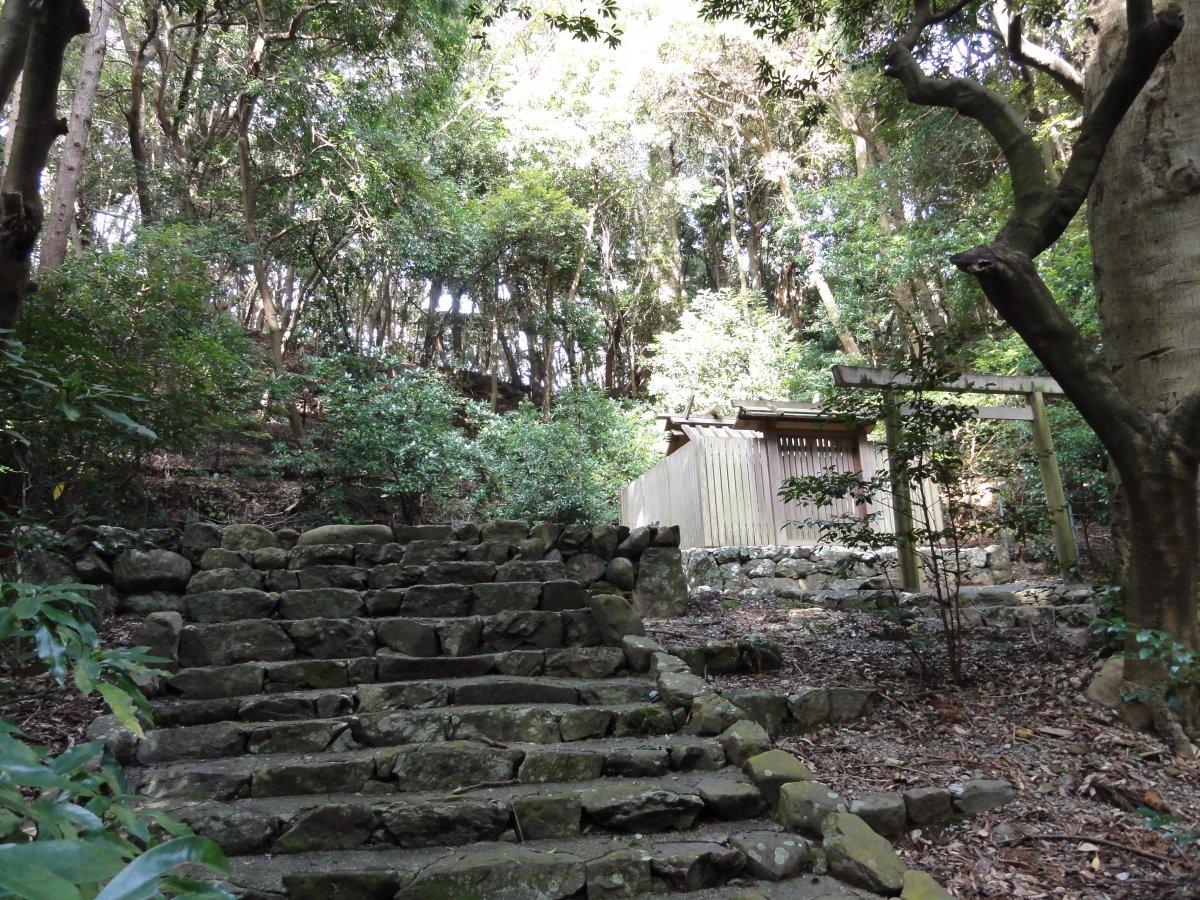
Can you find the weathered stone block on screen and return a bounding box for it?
[718,720,771,766]
[472,581,541,615]
[296,524,393,546]
[512,792,581,839]
[185,588,275,623]
[903,786,953,825]
[287,543,355,569]
[276,588,363,619]
[822,812,905,895]
[650,841,744,891]
[286,617,375,659]
[376,618,439,656]
[950,778,1016,815]
[696,779,766,819]
[134,611,183,669]
[777,780,846,837]
[186,567,263,594]
[742,749,815,804]
[178,620,294,667]
[729,831,814,881]
[113,549,192,593]
[631,547,686,617]
[221,524,278,552]
[850,791,908,838]
[295,565,368,590]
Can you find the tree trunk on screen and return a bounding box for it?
[1086,0,1200,417]
[722,152,748,292]
[39,0,109,273]
[0,0,31,114]
[420,278,442,366]
[117,8,154,223]
[1085,0,1200,735]
[236,92,302,437]
[0,0,88,329]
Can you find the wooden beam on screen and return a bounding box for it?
[1028,389,1079,574]
[900,403,1035,421]
[833,364,1064,397]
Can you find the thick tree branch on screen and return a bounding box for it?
[889,1,1182,257]
[885,4,1052,234]
[951,245,1147,465]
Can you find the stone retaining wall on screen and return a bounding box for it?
[18,520,688,617]
[685,543,1015,599]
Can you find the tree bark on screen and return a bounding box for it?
[722,151,749,292]
[1085,0,1200,729]
[0,0,88,329]
[40,0,110,273]
[0,0,31,114]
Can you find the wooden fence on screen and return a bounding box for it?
[620,425,943,548]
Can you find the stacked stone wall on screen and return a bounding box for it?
[17,520,688,618]
[685,543,1015,599]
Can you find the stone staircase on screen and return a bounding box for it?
[86,521,953,899]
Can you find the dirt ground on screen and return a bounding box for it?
[648,594,1200,899]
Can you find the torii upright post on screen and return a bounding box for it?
[1027,388,1078,574]
[883,396,922,591]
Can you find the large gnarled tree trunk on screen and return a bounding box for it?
[886,0,1198,753]
[1085,0,1200,732]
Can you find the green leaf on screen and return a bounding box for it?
[0,839,127,883]
[93,406,158,441]
[95,836,229,900]
[0,857,83,900]
[97,683,145,738]
[34,624,68,683]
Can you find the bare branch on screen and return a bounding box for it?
[992,3,1084,102]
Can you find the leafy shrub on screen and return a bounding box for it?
[12,225,261,513]
[283,354,475,522]
[0,727,229,899]
[0,579,230,897]
[474,386,659,524]
[0,582,161,735]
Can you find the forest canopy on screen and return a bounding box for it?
[1,0,1110,543]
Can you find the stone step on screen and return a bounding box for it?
[152,673,654,728]
[214,820,791,898]
[161,645,632,699]
[132,734,730,800]
[155,770,766,857]
[173,581,591,625]
[131,702,679,765]
[182,559,589,597]
[176,608,600,668]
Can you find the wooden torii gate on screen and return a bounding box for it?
[831,365,1079,589]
